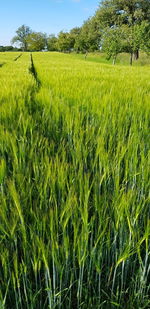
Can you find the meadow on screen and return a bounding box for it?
[0,52,150,309]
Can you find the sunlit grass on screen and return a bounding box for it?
[0,52,150,309]
[67,52,150,66]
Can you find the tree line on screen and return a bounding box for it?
[7,0,150,64]
[0,45,21,52]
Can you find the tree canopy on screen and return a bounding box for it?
[26,32,47,51]
[95,0,150,62]
[11,25,32,51]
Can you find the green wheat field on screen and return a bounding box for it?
[0,52,150,309]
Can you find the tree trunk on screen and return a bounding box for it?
[84,51,88,60]
[113,55,116,65]
[130,53,133,66]
[134,50,139,60]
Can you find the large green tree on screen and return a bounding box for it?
[68,27,81,51]
[95,0,150,59]
[75,17,100,53]
[47,35,58,51]
[96,0,150,28]
[102,27,125,64]
[11,25,32,51]
[27,32,47,51]
[140,21,150,54]
[56,31,71,52]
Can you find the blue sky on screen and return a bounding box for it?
[0,0,100,46]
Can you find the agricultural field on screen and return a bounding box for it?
[0,52,150,309]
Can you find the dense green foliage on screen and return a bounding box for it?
[26,32,47,52]
[0,46,21,52]
[11,25,32,51]
[95,0,150,63]
[0,52,150,308]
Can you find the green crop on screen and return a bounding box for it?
[0,52,149,309]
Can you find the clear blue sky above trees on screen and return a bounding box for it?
[0,0,99,45]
